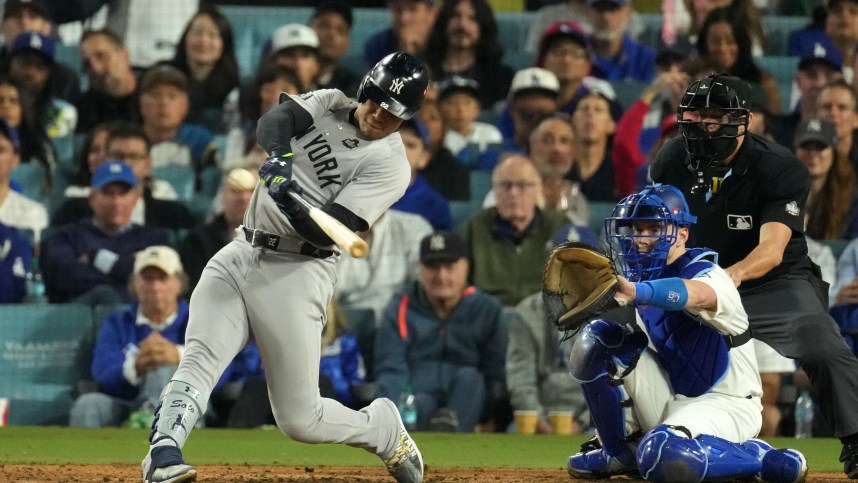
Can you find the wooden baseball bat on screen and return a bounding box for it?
[286,190,368,258]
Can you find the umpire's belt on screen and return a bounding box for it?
[243,227,333,259]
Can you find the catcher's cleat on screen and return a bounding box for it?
[379,398,424,483]
[743,439,808,483]
[567,447,637,480]
[842,441,858,479]
[142,445,197,483]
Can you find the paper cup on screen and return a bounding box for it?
[548,411,574,435]
[514,410,539,435]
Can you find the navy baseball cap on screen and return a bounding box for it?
[794,118,837,148]
[312,1,353,28]
[796,39,843,72]
[91,160,137,189]
[437,75,480,102]
[0,119,21,152]
[537,21,590,67]
[3,0,50,20]
[9,31,55,61]
[420,231,468,263]
[588,0,628,7]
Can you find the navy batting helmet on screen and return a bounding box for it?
[357,52,429,120]
[605,184,696,281]
[677,74,750,171]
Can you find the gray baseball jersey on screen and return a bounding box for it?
[245,89,411,247]
[159,88,412,462]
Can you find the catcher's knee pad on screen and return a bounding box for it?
[568,319,648,382]
[637,425,760,483]
[149,380,206,448]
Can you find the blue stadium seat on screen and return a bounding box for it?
[0,304,95,425]
[450,199,480,229]
[10,161,48,203]
[470,170,494,202]
[612,81,649,110]
[496,12,535,56]
[505,50,534,71]
[757,56,799,112]
[55,43,82,73]
[152,164,195,201]
[764,16,808,56]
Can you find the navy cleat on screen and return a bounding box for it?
[379,398,424,483]
[141,445,196,483]
[743,439,807,483]
[567,438,637,480]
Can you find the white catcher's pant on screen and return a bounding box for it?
[172,239,400,455]
[622,351,763,443]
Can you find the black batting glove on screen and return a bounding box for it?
[260,154,304,217]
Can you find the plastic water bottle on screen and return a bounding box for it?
[398,384,417,431]
[794,391,814,438]
[24,257,47,304]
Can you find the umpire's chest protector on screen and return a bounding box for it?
[639,249,730,398]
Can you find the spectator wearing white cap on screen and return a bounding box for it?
[501,67,560,153]
[266,23,321,93]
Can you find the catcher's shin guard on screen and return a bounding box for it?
[149,380,206,449]
[568,320,646,462]
[637,425,762,483]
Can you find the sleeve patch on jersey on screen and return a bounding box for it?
[785,201,800,216]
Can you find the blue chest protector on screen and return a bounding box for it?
[638,248,729,397]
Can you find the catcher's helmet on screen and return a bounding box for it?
[357,52,429,120]
[605,184,696,281]
[677,74,750,171]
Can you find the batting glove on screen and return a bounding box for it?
[260,154,304,217]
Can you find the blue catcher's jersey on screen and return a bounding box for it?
[637,248,762,399]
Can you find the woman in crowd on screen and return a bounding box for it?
[172,5,240,132]
[693,7,781,114]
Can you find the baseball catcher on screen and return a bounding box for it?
[548,184,808,483]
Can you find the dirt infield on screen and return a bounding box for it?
[0,465,848,482]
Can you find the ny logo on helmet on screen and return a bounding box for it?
[390,78,405,94]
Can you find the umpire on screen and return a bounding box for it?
[651,73,858,478]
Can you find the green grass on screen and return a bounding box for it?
[0,427,844,472]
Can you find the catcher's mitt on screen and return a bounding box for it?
[542,241,620,333]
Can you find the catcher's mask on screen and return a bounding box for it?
[605,184,696,282]
[677,74,750,174]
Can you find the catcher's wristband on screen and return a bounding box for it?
[633,278,688,310]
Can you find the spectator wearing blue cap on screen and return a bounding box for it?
[0,118,48,245]
[771,36,844,149]
[0,0,80,104]
[586,0,655,83]
[41,160,170,304]
[391,118,453,230]
[8,31,78,140]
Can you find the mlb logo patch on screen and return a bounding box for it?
[785,201,800,217]
[727,215,753,230]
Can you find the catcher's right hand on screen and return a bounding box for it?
[542,241,621,333]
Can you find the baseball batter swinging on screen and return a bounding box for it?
[564,185,807,483]
[140,52,429,483]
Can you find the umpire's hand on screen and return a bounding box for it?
[260,154,303,217]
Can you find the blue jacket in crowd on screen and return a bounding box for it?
[373,283,508,403]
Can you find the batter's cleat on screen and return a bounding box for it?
[743,439,808,483]
[841,441,858,479]
[141,445,197,483]
[380,398,424,483]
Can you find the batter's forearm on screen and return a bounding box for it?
[257,100,313,157]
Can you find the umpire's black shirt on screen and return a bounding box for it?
[650,133,810,289]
